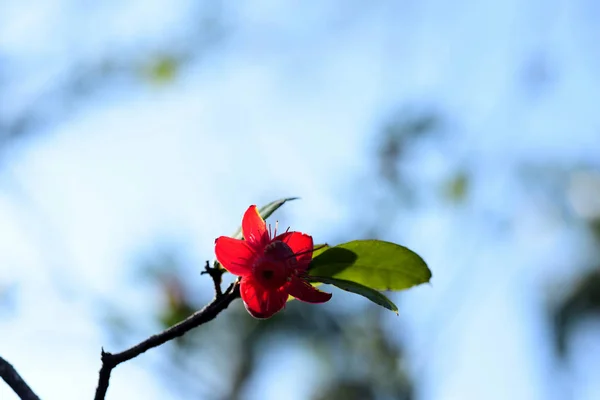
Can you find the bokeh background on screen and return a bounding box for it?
[1,1,600,399]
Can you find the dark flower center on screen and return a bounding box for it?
[262,270,274,280]
[253,240,297,289]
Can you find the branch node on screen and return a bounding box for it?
[100,350,114,365]
[201,260,226,297]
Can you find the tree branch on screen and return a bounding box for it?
[94,281,240,400]
[200,261,226,296]
[0,356,41,400]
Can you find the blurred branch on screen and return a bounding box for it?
[94,280,240,400]
[0,356,41,400]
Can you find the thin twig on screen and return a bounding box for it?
[0,356,41,400]
[94,281,240,400]
[200,261,226,297]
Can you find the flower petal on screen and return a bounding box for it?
[242,205,270,249]
[275,232,313,268]
[240,277,288,319]
[287,277,332,303]
[214,236,255,277]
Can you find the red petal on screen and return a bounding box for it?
[242,205,270,249]
[287,277,332,303]
[214,236,255,277]
[240,277,288,319]
[275,232,313,268]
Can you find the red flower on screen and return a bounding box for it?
[215,205,332,318]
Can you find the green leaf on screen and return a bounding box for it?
[309,240,430,291]
[312,244,330,259]
[309,276,398,313]
[232,197,299,239]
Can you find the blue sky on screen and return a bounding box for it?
[1,1,600,399]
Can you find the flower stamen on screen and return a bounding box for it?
[287,247,315,259]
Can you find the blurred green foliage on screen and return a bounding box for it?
[553,268,600,357]
[142,56,180,84]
